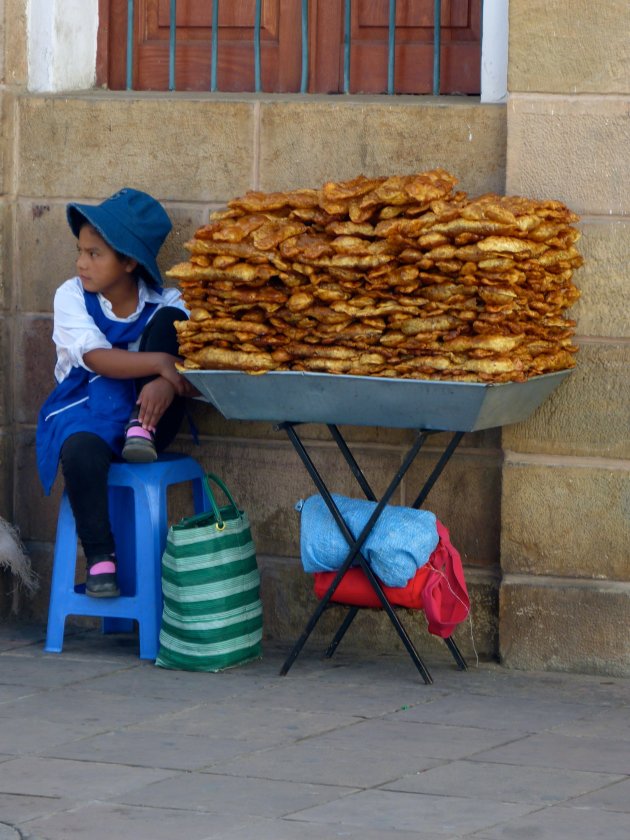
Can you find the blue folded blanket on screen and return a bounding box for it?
[296,494,439,588]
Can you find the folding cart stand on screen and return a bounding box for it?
[186,369,572,684]
[278,422,467,684]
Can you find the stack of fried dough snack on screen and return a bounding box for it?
[167,169,583,382]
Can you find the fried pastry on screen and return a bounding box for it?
[169,169,582,382]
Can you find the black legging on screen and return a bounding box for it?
[60,306,188,559]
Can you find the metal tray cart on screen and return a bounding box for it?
[185,369,571,684]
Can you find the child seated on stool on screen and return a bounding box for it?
[37,188,197,598]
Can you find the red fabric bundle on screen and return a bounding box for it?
[312,520,469,638]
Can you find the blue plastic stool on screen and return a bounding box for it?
[45,453,209,660]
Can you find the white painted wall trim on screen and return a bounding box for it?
[27,0,98,93]
[481,0,509,103]
[26,0,508,100]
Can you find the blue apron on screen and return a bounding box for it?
[37,290,158,494]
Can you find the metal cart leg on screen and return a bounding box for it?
[444,635,468,670]
[327,425,377,502]
[411,431,465,509]
[279,592,338,676]
[324,606,358,658]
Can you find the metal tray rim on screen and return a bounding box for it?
[184,368,573,432]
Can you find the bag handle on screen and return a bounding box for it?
[203,473,240,530]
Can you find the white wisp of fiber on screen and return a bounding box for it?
[0,517,38,611]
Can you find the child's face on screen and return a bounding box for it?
[76,224,137,297]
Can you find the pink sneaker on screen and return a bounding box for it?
[86,555,120,598]
[122,419,157,463]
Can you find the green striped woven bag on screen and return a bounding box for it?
[155,473,263,672]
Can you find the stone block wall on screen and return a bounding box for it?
[6,92,507,662]
[500,0,630,675]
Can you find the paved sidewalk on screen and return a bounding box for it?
[0,623,628,840]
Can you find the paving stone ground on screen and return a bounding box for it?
[0,623,628,840]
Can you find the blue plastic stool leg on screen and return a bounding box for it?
[45,493,80,653]
[129,473,163,660]
[101,485,136,635]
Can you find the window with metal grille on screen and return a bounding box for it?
[99,1,483,95]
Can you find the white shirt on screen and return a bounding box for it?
[52,276,188,383]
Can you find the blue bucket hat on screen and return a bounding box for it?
[67,188,172,289]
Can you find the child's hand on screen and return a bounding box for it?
[155,354,199,398]
[136,378,176,430]
[155,354,187,392]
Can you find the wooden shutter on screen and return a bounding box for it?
[99,0,481,94]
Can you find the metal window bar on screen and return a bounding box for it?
[211,0,218,92]
[254,0,262,92]
[388,0,396,95]
[344,0,351,93]
[126,0,449,96]
[301,0,309,93]
[126,0,134,90]
[433,0,441,95]
[169,0,177,91]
